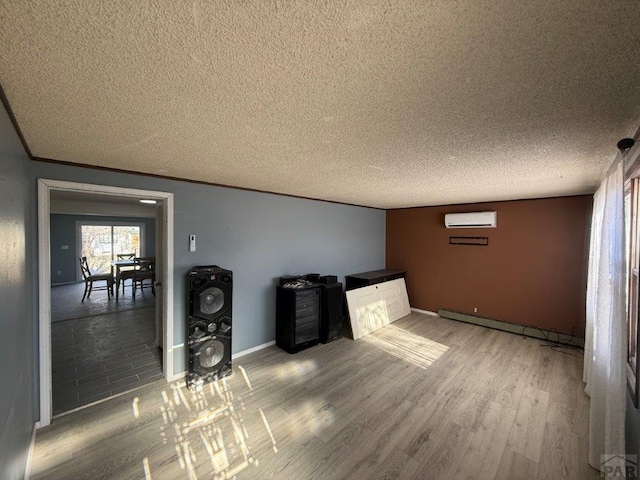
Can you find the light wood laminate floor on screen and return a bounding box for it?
[31,313,599,480]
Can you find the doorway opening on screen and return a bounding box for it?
[38,179,175,428]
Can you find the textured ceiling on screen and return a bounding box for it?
[1,1,639,208]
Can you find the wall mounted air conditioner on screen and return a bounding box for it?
[445,211,497,228]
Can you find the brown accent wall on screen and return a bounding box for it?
[386,196,593,336]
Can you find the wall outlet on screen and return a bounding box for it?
[473,307,478,313]
[56,270,61,275]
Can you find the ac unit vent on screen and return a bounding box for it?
[445,211,497,229]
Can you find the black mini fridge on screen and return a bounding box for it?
[276,284,320,353]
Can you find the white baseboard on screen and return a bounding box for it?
[24,423,37,480]
[410,307,438,316]
[233,340,276,359]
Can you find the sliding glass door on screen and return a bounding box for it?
[79,223,143,274]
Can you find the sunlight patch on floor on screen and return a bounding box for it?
[284,398,336,438]
[363,324,449,369]
[142,457,152,480]
[139,371,277,479]
[275,359,319,380]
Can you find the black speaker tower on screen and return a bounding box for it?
[319,280,343,343]
[187,265,233,389]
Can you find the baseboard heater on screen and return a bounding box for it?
[437,309,584,348]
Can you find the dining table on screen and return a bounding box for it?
[110,258,154,301]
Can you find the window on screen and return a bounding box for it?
[78,222,144,275]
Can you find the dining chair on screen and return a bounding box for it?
[132,257,155,299]
[116,252,136,294]
[79,256,114,301]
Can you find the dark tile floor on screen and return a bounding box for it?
[51,306,162,416]
[52,282,156,323]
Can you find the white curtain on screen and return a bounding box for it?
[584,153,627,470]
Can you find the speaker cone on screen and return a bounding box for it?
[199,287,225,315]
[198,339,225,368]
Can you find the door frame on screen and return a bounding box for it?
[37,178,175,428]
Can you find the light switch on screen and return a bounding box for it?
[189,235,196,252]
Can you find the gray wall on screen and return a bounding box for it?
[0,108,36,478]
[31,161,386,373]
[50,214,156,284]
